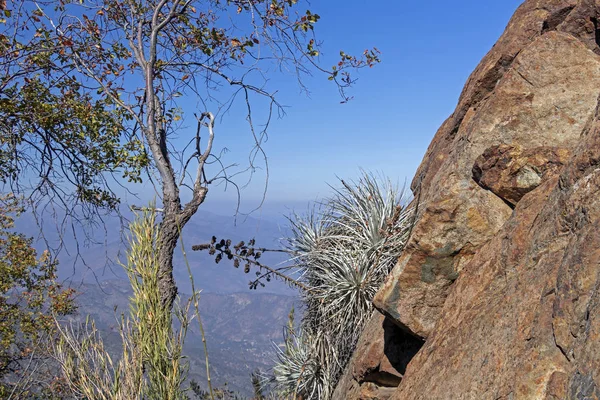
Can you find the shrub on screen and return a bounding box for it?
[193,172,414,399]
[0,194,76,398]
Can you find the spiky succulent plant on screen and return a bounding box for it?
[265,172,414,399]
[271,327,338,400]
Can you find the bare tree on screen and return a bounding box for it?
[0,0,380,309]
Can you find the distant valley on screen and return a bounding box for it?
[19,208,302,396]
[71,280,300,397]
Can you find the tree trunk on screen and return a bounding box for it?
[157,212,180,310]
[157,189,208,310]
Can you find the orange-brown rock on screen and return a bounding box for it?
[392,92,600,400]
[472,144,571,207]
[373,0,600,340]
[336,1,600,399]
[331,313,422,400]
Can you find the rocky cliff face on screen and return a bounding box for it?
[335,1,600,398]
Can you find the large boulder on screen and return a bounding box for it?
[336,1,600,398]
[373,0,600,340]
[393,90,600,400]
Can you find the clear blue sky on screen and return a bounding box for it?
[44,0,527,289]
[127,1,525,217]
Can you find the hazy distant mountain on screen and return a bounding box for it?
[72,280,300,397]
[16,208,295,295]
[18,208,303,396]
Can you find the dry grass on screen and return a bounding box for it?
[53,205,195,400]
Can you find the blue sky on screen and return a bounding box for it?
[34,0,527,288]
[126,1,525,217]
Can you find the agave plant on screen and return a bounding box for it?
[265,172,415,399]
[283,206,333,269]
[328,173,412,268]
[271,327,338,400]
[311,250,378,340]
[330,175,396,247]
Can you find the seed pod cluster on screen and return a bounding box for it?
[191,236,271,290]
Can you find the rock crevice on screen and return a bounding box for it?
[542,5,576,33]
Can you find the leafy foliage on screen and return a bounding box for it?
[0,0,380,310]
[0,193,76,398]
[0,2,149,210]
[0,0,379,213]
